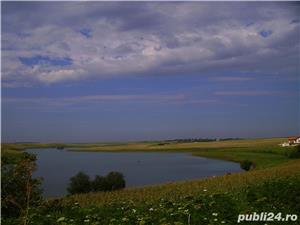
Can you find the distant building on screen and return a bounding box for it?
[280,136,300,147]
[288,136,300,144]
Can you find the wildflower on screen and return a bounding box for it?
[57,217,65,222]
[149,207,154,211]
[203,189,207,192]
[212,213,218,216]
[84,219,90,223]
[132,209,137,213]
[221,221,226,224]
[46,215,51,218]
[214,218,218,221]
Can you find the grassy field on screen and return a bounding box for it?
[2,137,300,224]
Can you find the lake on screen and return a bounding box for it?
[26,148,243,197]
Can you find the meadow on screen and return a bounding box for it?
[2,137,300,224]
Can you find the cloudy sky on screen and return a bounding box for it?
[2,2,299,142]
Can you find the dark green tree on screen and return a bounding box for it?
[67,172,91,195]
[240,160,253,171]
[105,171,126,191]
[1,152,43,222]
[92,175,108,192]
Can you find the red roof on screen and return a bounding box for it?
[288,136,300,141]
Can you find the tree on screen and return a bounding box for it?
[67,171,126,194]
[67,172,91,195]
[105,171,126,191]
[240,160,253,171]
[1,152,43,222]
[92,175,108,192]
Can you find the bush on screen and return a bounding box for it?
[67,172,91,195]
[105,171,126,191]
[1,152,43,218]
[92,175,108,192]
[240,160,253,171]
[68,171,126,194]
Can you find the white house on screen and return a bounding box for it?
[288,136,300,145]
[280,136,300,147]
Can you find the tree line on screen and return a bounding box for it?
[67,171,125,195]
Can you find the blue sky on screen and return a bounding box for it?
[2,2,299,142]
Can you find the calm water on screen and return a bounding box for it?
[26,148,242,197]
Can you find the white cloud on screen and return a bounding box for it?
[2,2,299,85]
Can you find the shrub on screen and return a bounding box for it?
[105,171,126,191]
[92,175,108,192]
[240,160,253,171]
[68,171,126,194]
[67,172,91,195]
[92,172,126,191]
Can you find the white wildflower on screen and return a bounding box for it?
[57,217,65,222]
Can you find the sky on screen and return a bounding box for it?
[1,2,300,142]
